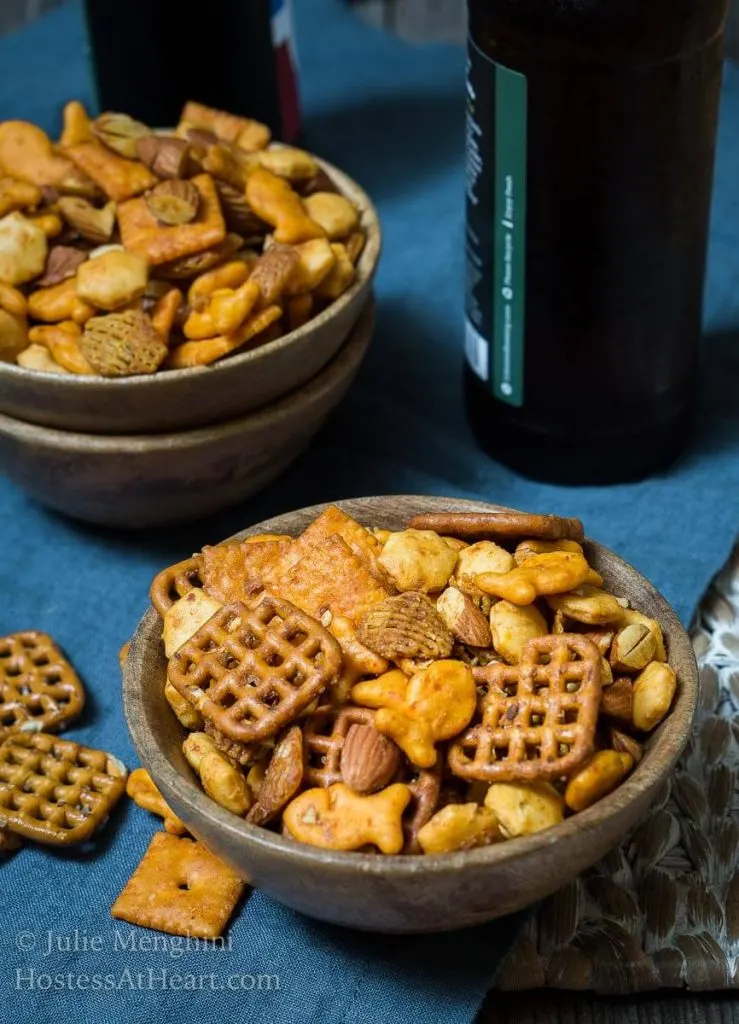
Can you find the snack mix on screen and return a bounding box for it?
[146,506,678,856]
[0,100,365,375]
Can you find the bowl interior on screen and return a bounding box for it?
[124,497,697,880]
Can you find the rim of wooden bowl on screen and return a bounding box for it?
[0,298,374,449]
[0,153,380,389]
[123,496,698,876]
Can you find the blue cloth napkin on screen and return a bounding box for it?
[0,1,738,1022]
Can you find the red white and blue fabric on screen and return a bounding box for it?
[270,0,301,140]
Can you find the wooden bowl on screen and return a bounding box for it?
[0,302,373,527]
[0,156,380,434]
[123,496,698,933]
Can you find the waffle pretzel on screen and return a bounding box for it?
[302,703,440,853]
[0,632,85,741]
[0,731,127,845]
[448,635,602,783]
[406,511,584,543]
[150,556,204,617]
[168,597,342,744]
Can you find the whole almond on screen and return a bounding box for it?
[92,112,151,159]
[436,586,492,647]
[340,724,401,794]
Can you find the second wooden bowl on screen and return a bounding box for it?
[0,302,373,527]
[123,496,698,933]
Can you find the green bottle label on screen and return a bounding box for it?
[465,38,528,407]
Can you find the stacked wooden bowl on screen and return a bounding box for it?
[0,160,380,527]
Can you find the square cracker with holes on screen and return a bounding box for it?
[65,140,157,202]
[111,832,244,938]
[117,173,226,265]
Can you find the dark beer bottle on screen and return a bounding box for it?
[464,0,730,484]
[82,0,300,140]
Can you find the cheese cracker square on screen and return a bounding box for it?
[274,533,390,624]
[201,539,292,604]
[111,832,244,938]
[118,173,226,265]
[66,140,157,201]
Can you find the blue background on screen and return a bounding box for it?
[0,1,738,1021]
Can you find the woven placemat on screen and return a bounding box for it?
[494,544,739,995]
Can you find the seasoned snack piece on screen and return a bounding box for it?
[484,781,565,837]
[0,309,28,362]
[246,168,325,245]
[126,767,186,835]
[377,529,458,593]
[0,176,41,217]
[59,100,93,147]
[150,286,183,344]
[417,803,501,854]
[314,243,356,300]
[36,245,88,288]
[248,245,300,306]
[632,661,677,731]
[91,112,151,159]
[303,704,397,790]
[247,726,303,825]
[202,721,256,766]
[80,310,168,376]
[407,511,585,543]
[0,121,78,188]
[167,305,282,368]
[145,179,201,226]
[29,323,94,374]
[0,211,48,285]
[258,146,318,182]
[136,135,191,179]
[76,250,149,311]
[163,589,224,658]
[356,592,453,662]
[0,631,85,740]
[111,832,244,938]
[283,782,411,854]
[180,101,271,151]
[272,533,390,626]
[150,556,205,616]
[57,196,116,244]
[201,539,291,605]
[16,342,70,374]
[214,181,269,238]
[547,587,625,626]
[168,597,342,744]
[489,600,549,664]
[283,505,384,579]
[65,140,157,201]
[117,173,226,266]
[0,732,126,846]
[448,634,602,783]
[476,552,596,606]
[27,278,94,325]
[0,826,21,854]
[370,660,477,769]
[436,587,492,647]
[304,193,359,240]
[182,732,251,816]
[564,750,633,812]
